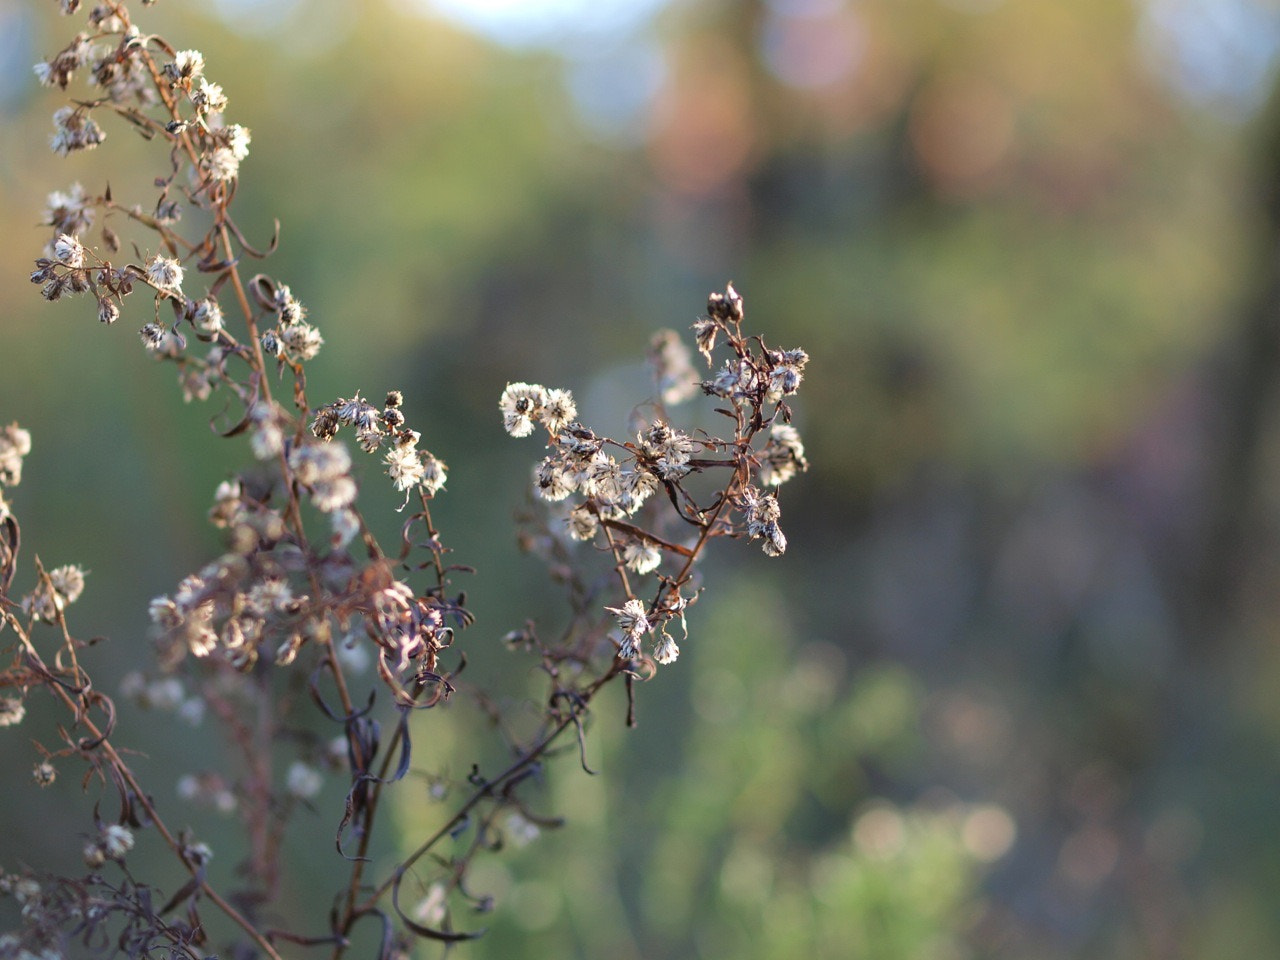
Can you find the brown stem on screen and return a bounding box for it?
[16,631,286,960]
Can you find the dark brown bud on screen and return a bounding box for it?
[707,282,744,324]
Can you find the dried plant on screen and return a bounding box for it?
[2,2,810,957]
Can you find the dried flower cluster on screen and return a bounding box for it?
[0,3,810,958]
[501,281,808,666]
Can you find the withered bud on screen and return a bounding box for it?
[311,405,340,441]
[68,269,91,294]
[384,390,403,408]
[155,199,181,224]
[261,330,283,359]
[139,322,166,349]
[707,282,744,324]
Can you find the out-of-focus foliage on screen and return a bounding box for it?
[5,0,1280,956]
[392,577,1000,960]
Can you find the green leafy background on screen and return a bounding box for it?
[2,0,1278,956]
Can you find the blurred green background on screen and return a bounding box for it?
[5,0,1280,956]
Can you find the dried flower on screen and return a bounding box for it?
[416,884,449,927]
[48,564,86,605]
[52,233,85,268]
[759,423,808,487]
[607,598,650,640]
[188,299,222,336]
[290,442,351,485]
[649,329,699,405]
[190,77,227,114]
[505,812,541,847]
[280,320,323,361]
[50,106,105,155]
[500,382,547,438]
[534,455,577,502]
[101,824,134,860]
[43,182,93,236]
[707,281,744,324]
[653,632,680,665]
[541,388,577,433]
[331,507,360,548]
[249,403,285,460]
[692,318,718,365]
[183,841,214,867]
[32,760,56,787]
[164,49,204,85]
[143,254,183,292]
[0,423,32,487]
[385,439,426,492]
[567,503,598,541]
[420,454,447,495]
[0,697,26,727]
[286,761,323,799]
[623,539,662,575]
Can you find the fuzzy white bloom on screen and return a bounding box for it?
[249,404,285,460]
[146,677,186,711]
[177,697,206,727]
[606,598,650,639]
[420,454,447,495]
[762,523,787,557]
[48,564,86,605]
[101,824,135,860]
[534,456,577,502]
[337,634,371,674]
[171,50,205,80]
[290,442,351,485]
[416,883,448,927]
[203,146,241,182]
[246,578,295,616]
[505,811,541,847]
[280,321,324,361]
[653,632,680,665]
[193,298,224,334]
[619,468,659,515]
[649,329,700,405]
[144,254,184,292]
[53,233,85,268]
[0,697,26,727]
[286,761,323,799]
[759,422,808,487]
[43,182,93,236]
[623,539,662,575]
[0,423,33,487]
[541,388,577,433]
[385,442,426,492]
[312,476,357,513]
[331,507,361,548]
[50,106,105,155]
[225,124,252,160]
[500,382,547,438]
[567,503,598,541]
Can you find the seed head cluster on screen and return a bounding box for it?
[503,283,808,665]
[5,4,812,956]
